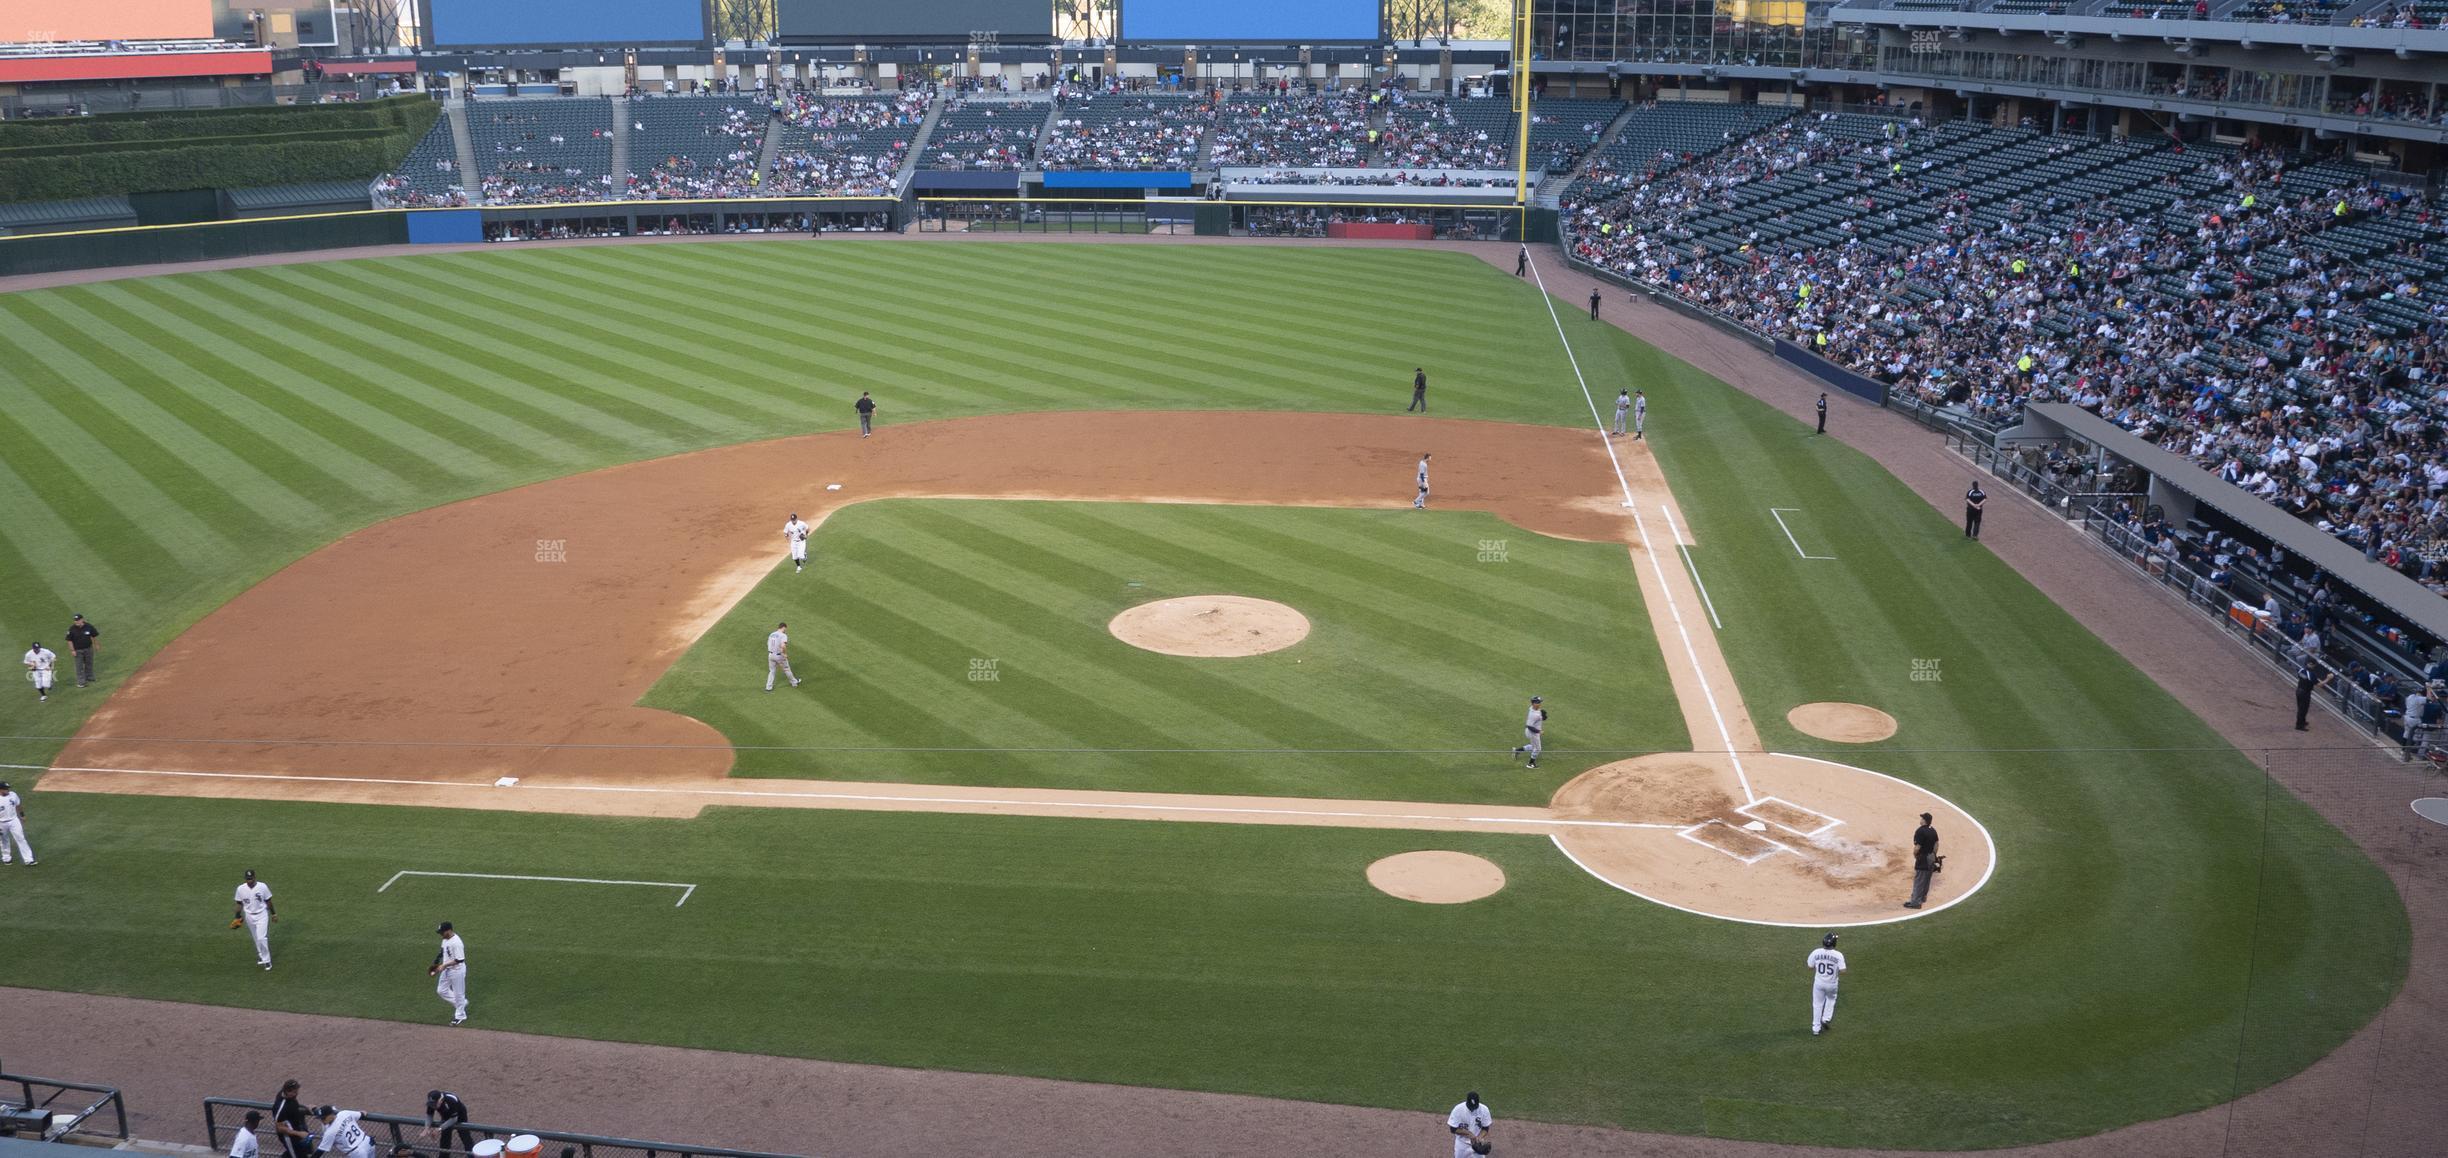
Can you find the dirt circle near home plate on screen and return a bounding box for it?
[1108,595,1311,657]
[1547,752,1994,926]
[1787,702,1899,743]
[1365,851,1506,903]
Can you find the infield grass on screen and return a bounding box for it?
[0,240,2411,1148]
[643,499,1684,803]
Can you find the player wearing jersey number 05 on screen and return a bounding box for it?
[1808,932,1848,1035]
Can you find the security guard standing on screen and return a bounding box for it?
[1964,482,1986,539]
[1815,392,1828,434]
[2295,656,2331,732]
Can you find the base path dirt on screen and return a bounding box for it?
[1109,595,1311,657]
[1786,702,1899,744]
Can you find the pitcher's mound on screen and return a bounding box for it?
[1109,595,1310,657]
[1367,850,1506,903]
[1788,702,1898,743]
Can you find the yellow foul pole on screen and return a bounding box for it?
[1513,0,1532,238]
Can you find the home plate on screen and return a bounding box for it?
[1743,820,1768,832]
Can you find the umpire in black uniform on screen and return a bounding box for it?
[1408,368,1428,413]
[1904,812,1940,908]
[1964,482,1987,539]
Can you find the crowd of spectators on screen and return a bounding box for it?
[1568,111,2448,596]
[1209,91,1373,168]
[925,98,1043,171]
[1379,96,1515,169]
[1042,91,1215,170]
[763,89,929,196]
[625,101,762,201]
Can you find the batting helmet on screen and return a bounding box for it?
[1821,933,1839,948]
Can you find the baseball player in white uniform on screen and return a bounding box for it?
[0,780,31,866]
[1808,932,1847,1035]
[23,641,55,703]
[1445,1091,1493,1157]
[229,1110,264,1158]
[234,869,275,969]
[783,513,812,574]
[1413,452,1431,509]
[1612,390,1631,436]
[765,621,801,691]
[1634,390,1647,440]
[309,1106,372,1158]
[430,922,468,1025]
[1510,695,1546,769]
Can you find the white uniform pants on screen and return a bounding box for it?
[789,541,807,563]
[1613,409,1628,434]
[1520,728,1542,759]
[437,966,468,1019]
[30,670,52,692]
[0,817,29,863]
[247,913,272,966]
[1812,982,1839,1030]
[767,653,796,690]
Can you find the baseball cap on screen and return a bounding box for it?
[313,1105,336,1119]
[436,921,453,933]
[1529,695,1543,703]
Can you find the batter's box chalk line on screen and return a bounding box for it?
[1676,819,1794,864]
[377,870,697,907]
[1737,796,1843,839]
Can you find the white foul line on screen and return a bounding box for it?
[36,764,1686,833]
[1526,256,1753,804]
[378,869,697,907]
[1658,503,1724,631]
[1769,508,1836,560]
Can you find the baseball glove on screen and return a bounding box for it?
[1471,1140,1493,1156]
[229,918,244,929]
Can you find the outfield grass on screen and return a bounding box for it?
[0,240,2410,1148]
[643,500,1683,803]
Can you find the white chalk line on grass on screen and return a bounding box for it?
[1769,507,1837,560]
[30,764,1688,833]
[379,869,697,907]
[1658,503,1725,630]
[1526,255,1753,804]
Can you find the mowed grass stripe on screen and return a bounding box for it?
[354,260,810,434]
[835,515,1370,752]
[562,247,1076,414]
[291,262,734,447]
[632,246,1278,410]
[427,261,843,425]
[36,289,386,512]
[718,244,1478,393]
[224,264,656,454]
[515,248,1032,416]
[0,438,145,613]
[195,272,588,471]
[111,279,502,489]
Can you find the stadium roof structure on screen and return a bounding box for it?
[226,181,378,212]
[2023,402,2448,645]
[0,195,136,234]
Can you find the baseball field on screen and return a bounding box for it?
[0,239,2410,1148]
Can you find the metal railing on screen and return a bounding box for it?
[1944,432,2441,751]
[0,1070,130,1142]
[206,1099,804,1158]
